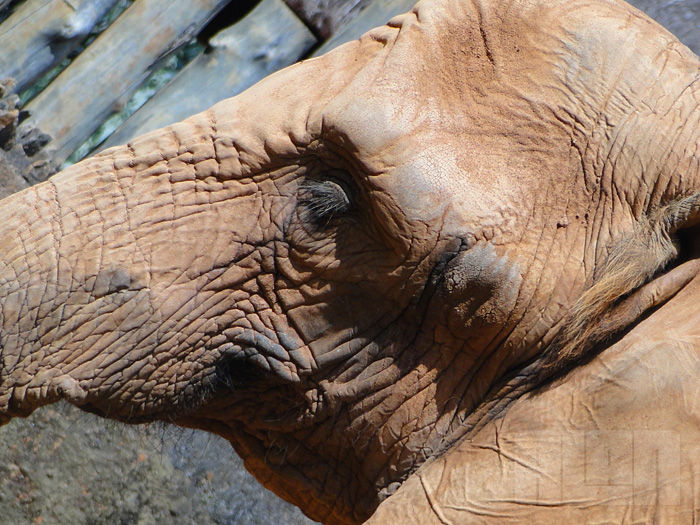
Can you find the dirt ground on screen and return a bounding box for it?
[0,405,314,524]
[0,1,698,524]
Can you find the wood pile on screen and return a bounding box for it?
[0,0,119,94]
[0,0,418,170]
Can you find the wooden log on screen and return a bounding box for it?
[313,0,417,56]
[23,0,232,165]
[0,0,120,93]
[100,0,316,151]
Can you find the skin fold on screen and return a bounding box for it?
[0,0,699,523]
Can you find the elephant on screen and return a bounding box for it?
[1,0,700,523]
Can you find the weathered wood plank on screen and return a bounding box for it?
[100,0,315,151]
[284,0,372,39]
[0,0,120,93]
[313,0,417,56]
[24,0,233,164]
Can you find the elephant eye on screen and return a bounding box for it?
[298,172,354,227]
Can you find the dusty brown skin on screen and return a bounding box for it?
[1,0,700,523]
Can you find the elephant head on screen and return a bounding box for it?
[1,0,699,523]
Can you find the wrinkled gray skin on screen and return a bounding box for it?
[1,0,700,524]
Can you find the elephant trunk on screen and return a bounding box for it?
[0,178,86,421]
[0,108,252,424]
[0,145,155,421]
[0,46,346,425]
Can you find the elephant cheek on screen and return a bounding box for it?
[441,242,522,338]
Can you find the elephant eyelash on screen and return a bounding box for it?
[298,177,354,227]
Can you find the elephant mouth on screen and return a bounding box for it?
[168,335,311,428]
[68,335,289,425]
[209,350,268,395]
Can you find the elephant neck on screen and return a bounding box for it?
[472,256,700,436]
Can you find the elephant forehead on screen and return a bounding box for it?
[322,86,536,237]
[317,17,445,158]
[314,2,556,233]
[385,139,536,239]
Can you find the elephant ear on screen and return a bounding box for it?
[534,190,700,387]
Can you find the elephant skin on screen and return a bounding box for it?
[1,0,700,523]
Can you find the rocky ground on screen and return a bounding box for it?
[0,406,313,524]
